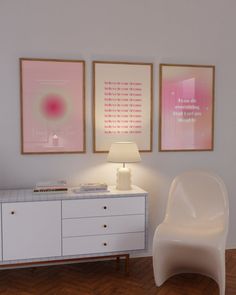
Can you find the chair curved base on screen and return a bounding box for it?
[153,239,226,295]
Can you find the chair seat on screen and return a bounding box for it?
[157,222,225,246]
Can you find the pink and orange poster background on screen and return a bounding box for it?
[160,65,214,151]
[20,59,85,153]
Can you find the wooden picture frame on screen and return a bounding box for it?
[159,63,215,151]
[20,58,86,154]
[93,61,153,152]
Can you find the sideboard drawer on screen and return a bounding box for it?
[63,232,145,256]
[63,214,145,237]
[62,196,145,218]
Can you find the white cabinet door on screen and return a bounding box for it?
[2,201,61,261]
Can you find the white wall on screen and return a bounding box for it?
[0,0,236,252]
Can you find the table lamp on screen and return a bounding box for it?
[107,142,141,190]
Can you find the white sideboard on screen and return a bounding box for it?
[0,185,147,269]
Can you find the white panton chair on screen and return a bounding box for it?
[153,170,229,295]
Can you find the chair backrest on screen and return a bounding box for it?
[165,170,229,231]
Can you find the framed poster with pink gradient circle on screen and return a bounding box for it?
[159,64,215,151]
[20,58,85,154]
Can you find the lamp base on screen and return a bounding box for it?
[116,167,131,190]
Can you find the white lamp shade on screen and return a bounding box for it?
[107,142,141,163]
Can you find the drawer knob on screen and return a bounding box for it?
[10,211,15,215]
[103,242,107,246]
[103,206,107,210]
[103,224,107,228]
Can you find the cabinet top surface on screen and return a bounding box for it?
[0,185,147,203]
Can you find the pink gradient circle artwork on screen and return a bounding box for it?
[41,94,66,119]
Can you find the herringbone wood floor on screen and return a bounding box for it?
[0,250,235,295]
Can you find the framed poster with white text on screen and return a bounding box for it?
[20,58,85,154]
[93,61,153,152]
[159,64,215,151]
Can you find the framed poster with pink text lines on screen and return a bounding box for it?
[159,64,215,151]
[93,61,153,153]
[20,58,85,154]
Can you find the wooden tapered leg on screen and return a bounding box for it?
[116,256,120,270]
[125,254,130,275]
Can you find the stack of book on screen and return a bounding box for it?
[33,180,68,193]
[73,183,108,193]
